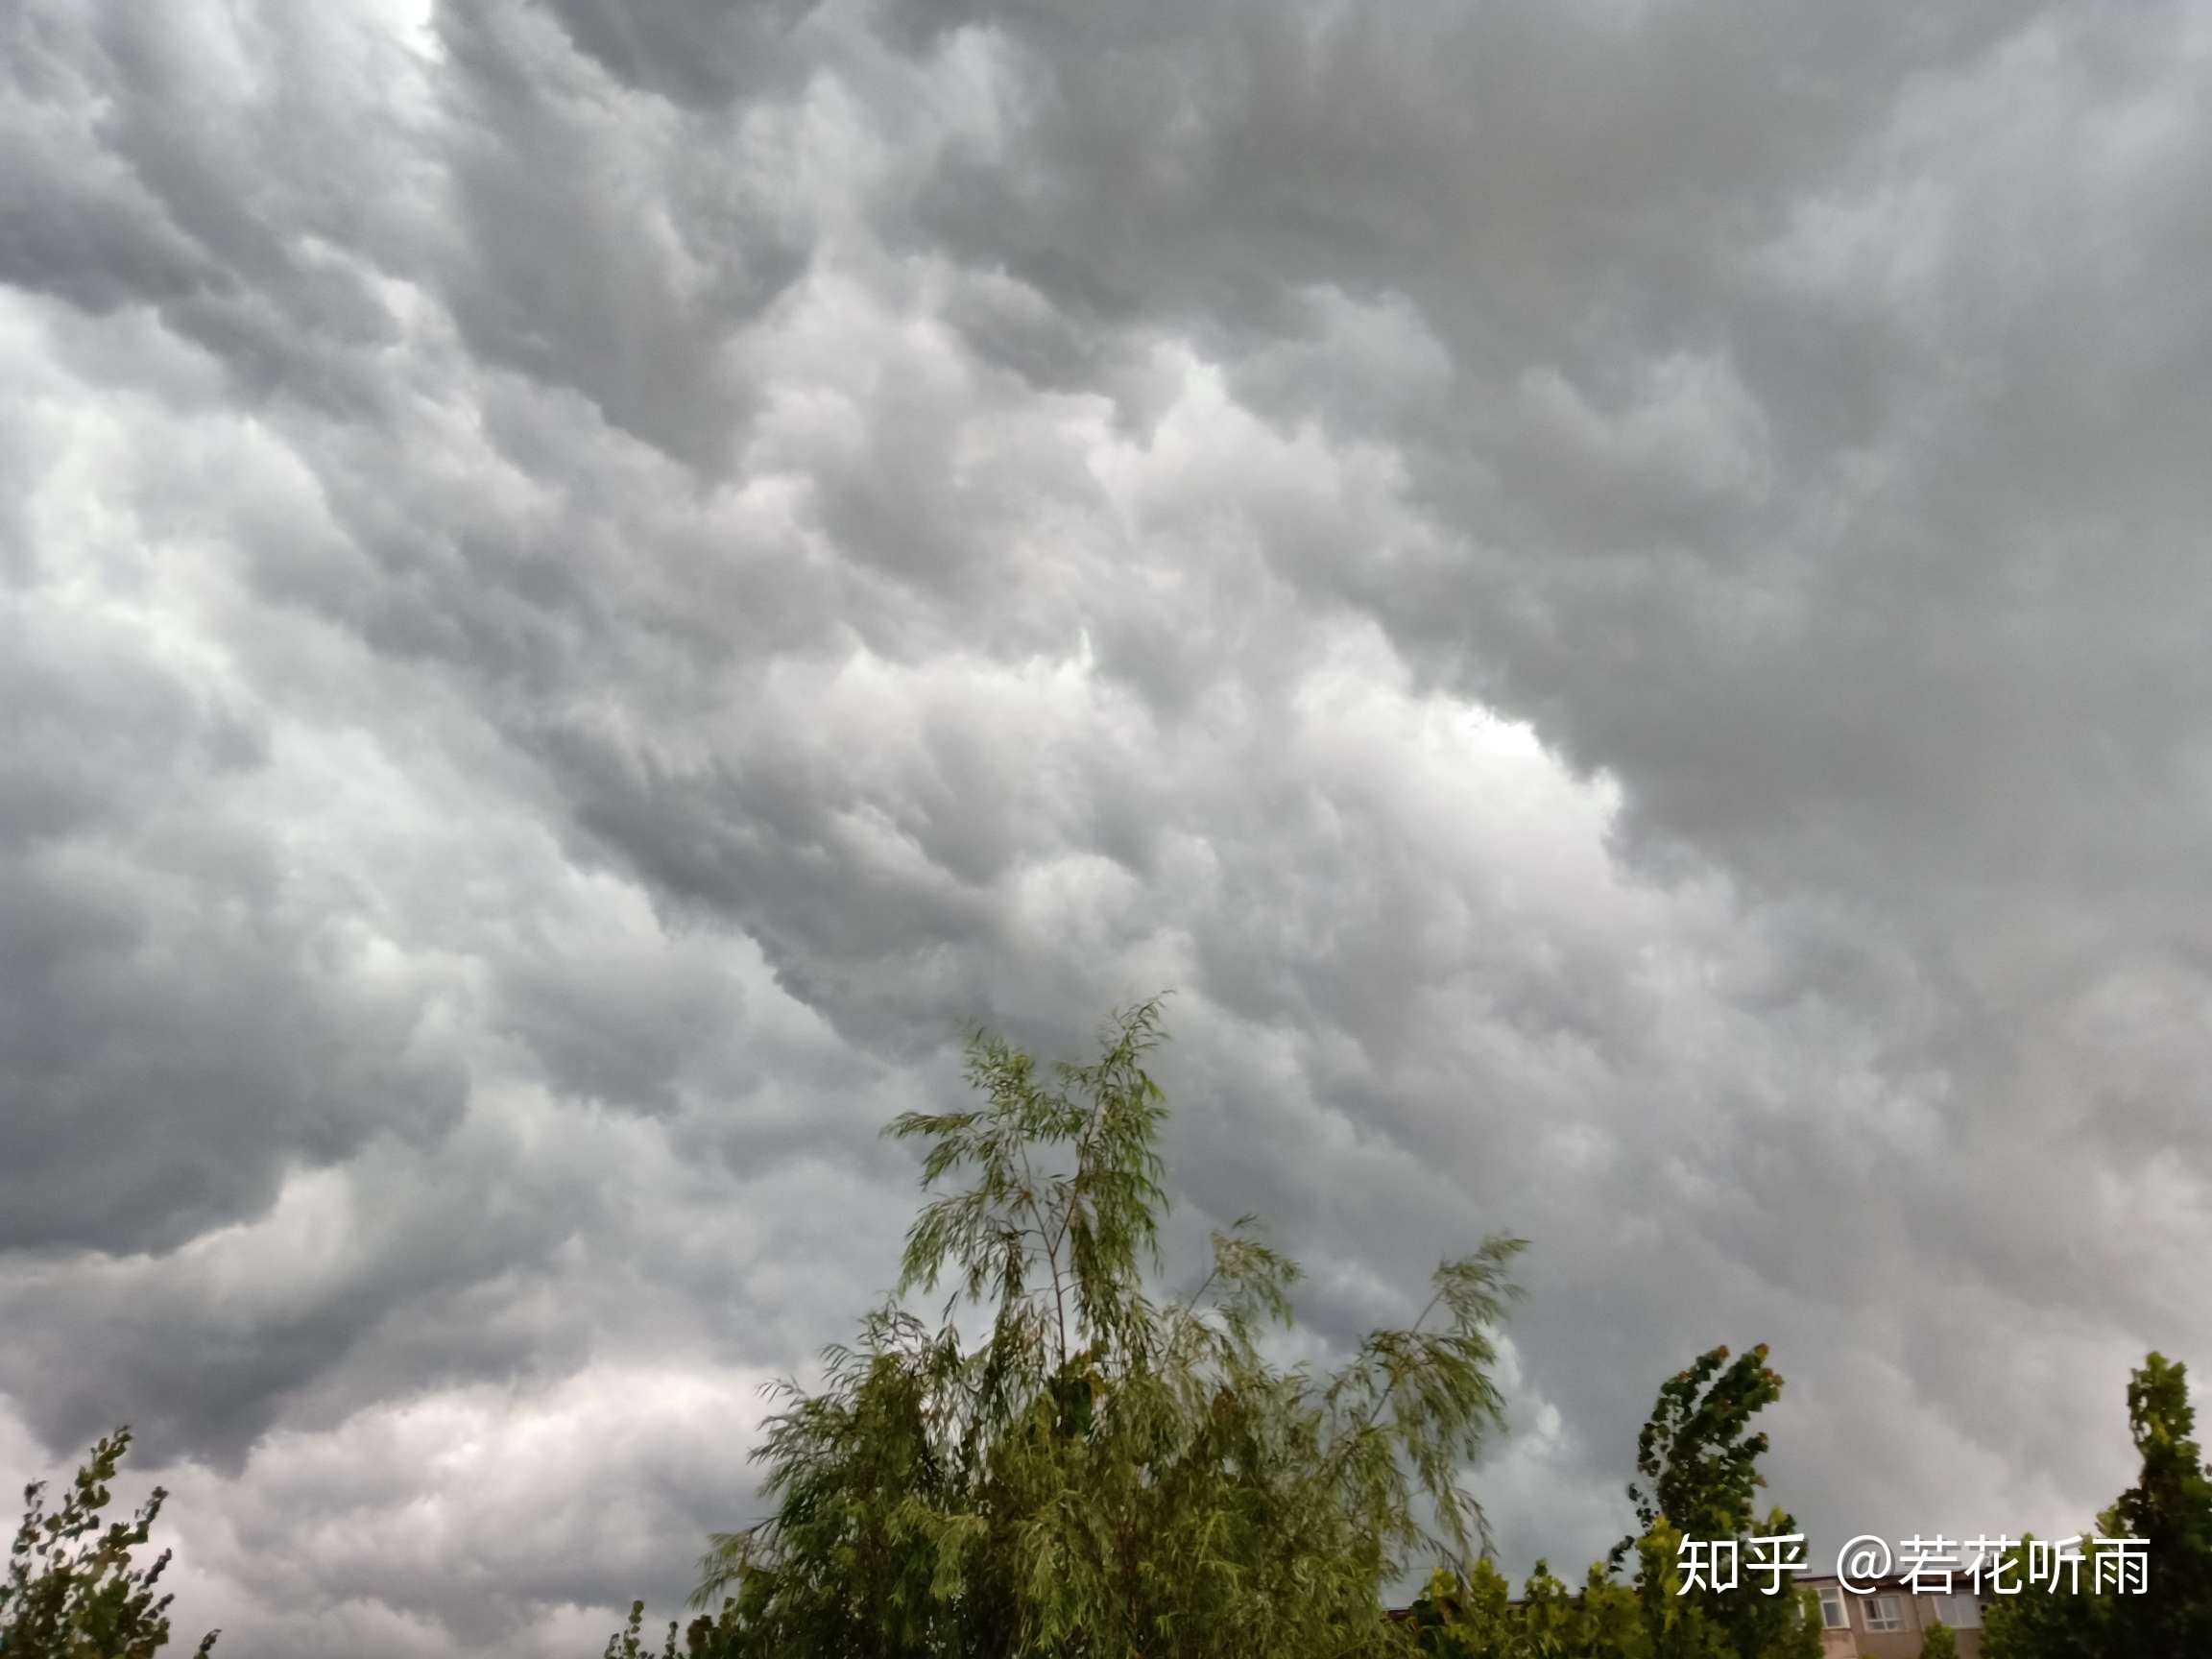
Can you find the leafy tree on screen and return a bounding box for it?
[627,999,1526,1658]
[1984,1353,2212,1659]
[1407,1526,1818,1659]
[1918,1623,1959,1659]
[1526,1559,1643,1656]
[600,1599,743,1659]
[0,1429,217,1659]
[1406,1554,1645,1658]
[1610,1347,1817,1659]
[1611,1346,1781,1570]
[1625,1519,1815,1659]
[1979,1530,2108,1659]
[1402,1558,1519,1658]
[2107,1353,2212,1657]
[1407,1350,1818,1659]
[1568,1561,1647,1657]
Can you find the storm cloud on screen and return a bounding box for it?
[5,0,2211,1651]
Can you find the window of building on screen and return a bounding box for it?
[1932,1594,1984,1629]
[1816,1586,1849,1630]
[1864,1595,1906,1632]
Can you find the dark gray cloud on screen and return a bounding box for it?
[0,598,468,1257]
[5,0,2210,1650]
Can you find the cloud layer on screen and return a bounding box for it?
[6,0,2212,1651]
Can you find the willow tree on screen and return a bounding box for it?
[687,999,1526,1659]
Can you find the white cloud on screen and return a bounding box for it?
[7,0,2211,1651]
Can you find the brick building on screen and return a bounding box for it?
[1802,1573,1985,1657]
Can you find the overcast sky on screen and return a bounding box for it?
[5,1,2212,1652]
